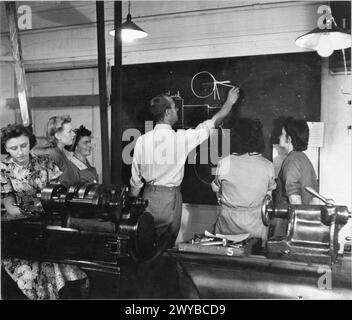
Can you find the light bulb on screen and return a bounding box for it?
[121,29,147,42]
[317,46,334,57]
[314,34,334,57]
[109,29,148,42]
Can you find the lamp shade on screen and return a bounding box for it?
[109,14,148,42]
[295,25,351,57]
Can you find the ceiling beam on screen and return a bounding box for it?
[6,94,99,109]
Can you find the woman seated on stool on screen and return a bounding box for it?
[211,118,276,247]
[1,124,89,299]
[34,115,81,187]
[69,125,99,183]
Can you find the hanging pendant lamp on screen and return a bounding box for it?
[109,0,148,42]
[295,6,351,57]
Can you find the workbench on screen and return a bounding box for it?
[167,249,352,299]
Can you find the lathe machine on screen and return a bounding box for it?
[262,187,351,265]
[2,184,352,299]
[1,183,157,279]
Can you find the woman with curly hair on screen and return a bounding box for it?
[1,124,61,216]
[69,125,99,183]
[1,123,88,300]
[36,115,81,187]
[211,118,276,245]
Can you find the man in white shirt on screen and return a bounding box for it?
[130,87,240,257]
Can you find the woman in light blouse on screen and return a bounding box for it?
[211,118,276,246]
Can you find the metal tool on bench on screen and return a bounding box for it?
[261,187,351,264]
[193,237,229,246]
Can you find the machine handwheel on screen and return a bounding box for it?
[261,194,272,227]
[77,183,93,199]
[118,211,157,262]
[68,183,86,200]
[41,184,68,213]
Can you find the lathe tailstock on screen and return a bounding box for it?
[1,183,157,274]
[262,187,351,264]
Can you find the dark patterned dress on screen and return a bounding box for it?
[1,153,89,299]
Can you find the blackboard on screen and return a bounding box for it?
[121,52,321,204]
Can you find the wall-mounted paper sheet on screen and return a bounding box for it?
[307,122,324,147]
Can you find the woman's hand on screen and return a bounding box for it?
[216,192,222,205]
[4,203,22,216]
[2,196,22,216]
[211,180,220,193]
[211,181,222,205]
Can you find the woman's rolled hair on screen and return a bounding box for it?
[45,115,72,147]
[71,125,92,152]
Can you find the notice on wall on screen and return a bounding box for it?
[307,122,324,148]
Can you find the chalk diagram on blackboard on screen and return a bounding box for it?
[165,71,238,186]
[166,72,236,186]
[191,71,235,100]
[166,91,215,129]
[188,72,235,185]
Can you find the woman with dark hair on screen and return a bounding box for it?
[276,117,318,205]
[36,115,81,187]
[1,124,61,216]
[1,123,88,299]
[69,125,99,183]
[272,117,318,238]
[211,118,276,244]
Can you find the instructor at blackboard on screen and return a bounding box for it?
[130,87,240,257]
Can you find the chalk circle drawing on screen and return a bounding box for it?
[191,71,235,100]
